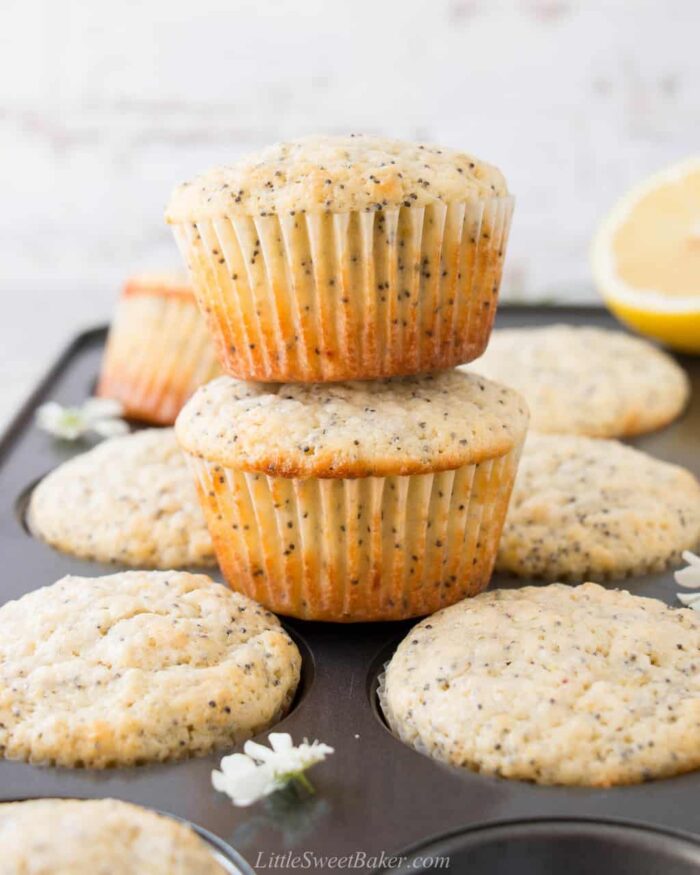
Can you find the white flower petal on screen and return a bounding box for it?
[218,752,258,778]
[36,401,65,427]
[35,398,128,442]
[243,739,278,764]
[36,403,87,439]
[214,733,334,806]
[675,568,700,589]
[682,551,700,568]
[675,552,700,589]
[92,418,130,438]
[37,404,74,438]
[294,741,335,770]
[82,397,124,421]
[211,769,228,793]
[227,768,270,800]
[270,753,303,776]
[51,424,82,440]
[268,732,294,753]
[212,760,279,807]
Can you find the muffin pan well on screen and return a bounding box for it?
[180,818,256,874]
[1,306,699,872]
[0,800,254,875]
[382,820,700,874]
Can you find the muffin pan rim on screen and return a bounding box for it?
[379,817,700,874]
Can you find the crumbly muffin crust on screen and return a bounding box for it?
[0,571,301,767]
[28,429,214,568]
[464,325,689,437]
[0,798,226,874]
[383,582,700,786]
[497,434,700,580]
[175,371,529,478]
[166,135,508,221]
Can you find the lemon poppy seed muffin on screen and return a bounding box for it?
[98,272,221,425]
[465,324,689,437]
[0,571,301,768]
[175,370,528,621]
[382,583,700,786]
[166,135,513,382]
[0,798,228,874]
[497,434,700,581]
[28,429,214,569]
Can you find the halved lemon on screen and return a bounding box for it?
[591,156,700,354]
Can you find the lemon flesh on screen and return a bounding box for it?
[592,158,700,353]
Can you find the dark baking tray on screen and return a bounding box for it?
[1,305,699,873]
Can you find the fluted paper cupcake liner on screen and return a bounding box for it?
[171,196,514,382]
[186,444,522,622]
[98,294,221,425]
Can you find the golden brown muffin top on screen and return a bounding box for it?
[0,570,301,767]
[176,371,529,478]
[28,429,215,569]
[464,325,690,437]
[497,433,700,580]
[0,798,227,873]
[383,582,700,786]
[166,134,508,221]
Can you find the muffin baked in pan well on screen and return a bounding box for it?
[175,370,529,621]
[0,798,228,874]
[497,433,700,580]
[97,272,221,425]
[27,428,215,569]
[464,324,690,437]
[0,309,698,868]
[382,582,700,787]
[0,570,300,768]
[166,135,513,382]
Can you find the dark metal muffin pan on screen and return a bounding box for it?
[382,820,700,874]
[190,821,255,873]
[1,305,699,873]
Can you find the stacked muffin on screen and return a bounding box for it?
[166,135,528,621]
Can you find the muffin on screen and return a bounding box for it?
[175,370,528,621]
[464,324,689,437]
[382,582,700,786]
[166,135,513,382]
[28,429,215,569]
[497,433,700,580]
[97,272,221,425]
[0,570,301,767]
[0,798,227,873]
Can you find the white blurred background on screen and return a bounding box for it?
[1,0,698,423]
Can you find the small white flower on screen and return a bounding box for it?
[212,732,334,807]
[81,397,125,422]
[212,753,281,807]
[675,551,700,591]
[676,591,700,609]
[91,417,130,438]
[36,398,129,441]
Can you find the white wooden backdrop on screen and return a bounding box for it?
[0,0,697,422]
